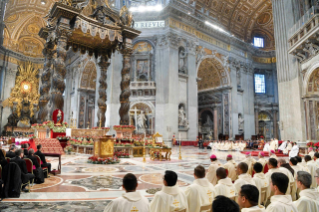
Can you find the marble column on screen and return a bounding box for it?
[214,107,218,140]
[273,110,278,139]
[187,40,198,140]
[119,48,133,125]
[255,108,259,135]
[272,0,304,140]
[50,27,71,114]
[38,41,55,122]
[97,55,110,127]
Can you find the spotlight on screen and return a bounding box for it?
[205,21,230,36]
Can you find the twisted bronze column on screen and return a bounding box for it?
[38,41,55,122]
[119,49,133,125]
[97,55,110,127]
[50,29,71,113]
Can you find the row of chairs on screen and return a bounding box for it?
[1,156,49,192]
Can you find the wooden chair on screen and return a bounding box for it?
[200,204,212,212]
[24,158,34,186]
[175,208,186,212]
[229,196,237,201]
[260,187,267,205]
[290,182,294,195]
[35,155,49,177]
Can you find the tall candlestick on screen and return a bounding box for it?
[143,136,146,163]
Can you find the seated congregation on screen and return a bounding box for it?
[105,153,319,212]
[0,144,52,196]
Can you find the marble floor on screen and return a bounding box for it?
[0,146,288,211]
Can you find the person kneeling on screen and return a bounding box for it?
[11,149,35,192]
[104,173,149,212]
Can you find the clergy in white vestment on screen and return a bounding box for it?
[295,156,310,173]
[233,141,240,151]
[265,172,298,212]
[316,168,319,192]
[104,173,149,212]
[308,147,315,159]
[214,167,238,198]
[234,162,256,193]
[253,162,269,205]
[240,141,247,151]
[274,139,279,150]
[277,159,297,200]
[150,171,188,212]
[289,157,302,179]
[289,142,299,159]
[257,152,267,169]
[206,154,223,185]
[314,153,319,167]
[224,154,237,182]
[305,155,318,188]
[293,171,319,211]
[269,150,277,160]
[185,165,216,212]
[263,142,270,152]
[278,141,287,152]
[265,158,295,198]
[241,152,257,176]
[212,195,240,212]
[269,139,276,152]
[283,141,292,155]
[237,184,266,212]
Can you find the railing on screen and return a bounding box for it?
[288,6,319,38]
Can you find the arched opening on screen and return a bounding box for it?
[197,56,230,139]
[130,102,154,135]
[78,61,97,129]
[258,111,273,139]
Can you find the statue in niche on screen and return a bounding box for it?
[178,47,187,74]
[238,114,244,131]
[137,111,147,130]
[178,106,187,127]
[204,115,214,126]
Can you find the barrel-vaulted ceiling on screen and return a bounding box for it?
[2,0,275,57]
[194,0,275,50]
[3,0,58,57]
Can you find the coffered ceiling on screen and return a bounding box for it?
[194,0,275,50]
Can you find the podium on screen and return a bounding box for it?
[93,135,115,158]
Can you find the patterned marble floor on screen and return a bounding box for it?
[1,146,287,211]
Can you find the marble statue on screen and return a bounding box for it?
[178,106,187,126]
[238,114,244,131]
[137,111,147,130]
[204,115,214,126]
[178,47,187,74]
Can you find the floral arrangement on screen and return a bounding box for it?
[64,145,73,152]
[307,141,314,147]
[56,136,71,140]
[114,151,130,158]
[32,121,69,133]
[88,156,120,164]
[314,142,319,148]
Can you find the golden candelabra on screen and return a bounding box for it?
[178,140,182,160]
[143,139,146,163]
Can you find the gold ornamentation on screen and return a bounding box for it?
[120,5,133,27]
[27,24,40,35]
[3,61,40,118]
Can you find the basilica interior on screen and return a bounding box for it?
[0,0,318,211]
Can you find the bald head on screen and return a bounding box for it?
[216,167,227,179]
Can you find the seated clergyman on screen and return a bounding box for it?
[238,184,265,212]
[150,170,188,212]
[104,173,149,212]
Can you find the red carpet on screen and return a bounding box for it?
[240,150,287,157]
[35,138,64,155]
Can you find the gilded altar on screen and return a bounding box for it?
[68,128,110,137]
[94,135,115,158]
